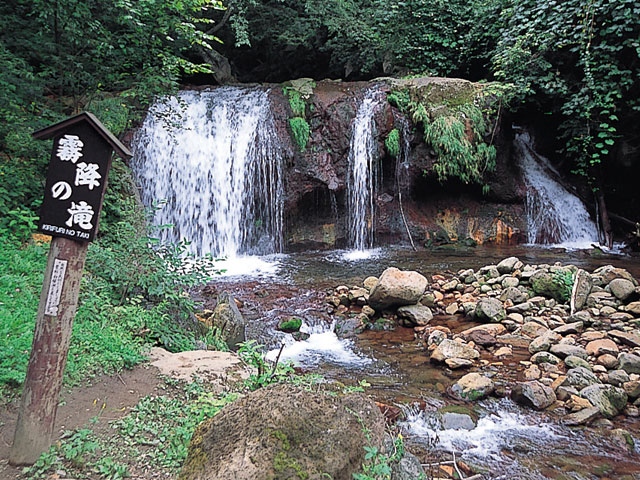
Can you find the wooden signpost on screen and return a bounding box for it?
[10,112,131,465]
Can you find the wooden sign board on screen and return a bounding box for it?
[34,112,131,242]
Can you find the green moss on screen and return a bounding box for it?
[178,428,209,479]
[278,317,303,333]
[271,430,309,480]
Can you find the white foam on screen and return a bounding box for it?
[401,403,561,460]
[214,255,280,277]
[266,329,372,368]
[341,247,383,261]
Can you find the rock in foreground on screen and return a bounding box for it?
[180,383,385,480]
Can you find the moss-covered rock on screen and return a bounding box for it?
[179,383,385,480]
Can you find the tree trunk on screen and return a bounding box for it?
[596,190,613,249]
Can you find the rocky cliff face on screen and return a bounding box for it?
[266,77,527,251]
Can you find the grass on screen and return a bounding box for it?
[0,237,48,395]
[23,377,239,479]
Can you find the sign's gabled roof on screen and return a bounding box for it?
[33,111,132,159]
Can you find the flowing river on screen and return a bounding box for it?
[197,245,640,480]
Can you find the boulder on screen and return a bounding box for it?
[623,380,640,399]
[608,330,640,348]
[397,304,433,326]
[511,381,557,410]
[553,321,584,335]
[430,339,480,363]
[363,276,378,291]
[563,367,601,390]
[570,269,592,312]
[391,452,427,480]
[530,268,573,303]
[450,372,495,401]
[530,351,562,365]
[580,384,628,419]
[625,301,640,315]
[500,286,528,304]
[368,267,428,310]
[474,297,507,323]
[592,265,637,286]
[606,369,630,387]
[608,278,636,302]
[180,384,385,480]
[564,355,591,370]
[618,352,640,374]
[497,256,521,274]
[460,323,507,339]
[562,407,601,426]
[441,411,476,430]
[528,330,561,354]
[211,292,246,350]
[550,344,588,360]
[585,339,619,357]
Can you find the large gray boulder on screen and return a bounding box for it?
[511,381,557,410]
[397,304,433,326]
[180,384,385,480]
[618,352,640,375]
[368,267,428,310]
[608,278,636,302]
[580,384,628,419]
[474,297,507,323]
[563,367,601,390]
[497,256,521,274]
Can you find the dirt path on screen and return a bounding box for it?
[0,362,164,479]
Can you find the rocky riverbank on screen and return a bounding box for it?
[328,257,640,430]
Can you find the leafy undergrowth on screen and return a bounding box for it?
[24,378,239,480]
[0,203,225,403]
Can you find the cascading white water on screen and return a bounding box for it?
[131,87,284,258]
[515,131,599,248]
[347,90,384,251]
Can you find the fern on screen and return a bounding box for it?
[385,128,401,158]
[289,117,310,152]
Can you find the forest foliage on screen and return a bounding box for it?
[2,0,638,231]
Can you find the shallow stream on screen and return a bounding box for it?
[200,245,640,479]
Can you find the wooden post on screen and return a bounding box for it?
[9,237,89,465]
[10,111,131,465]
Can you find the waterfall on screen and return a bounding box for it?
[347,90,384,250]
[515,131,598,248]
[131,87,284,258]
